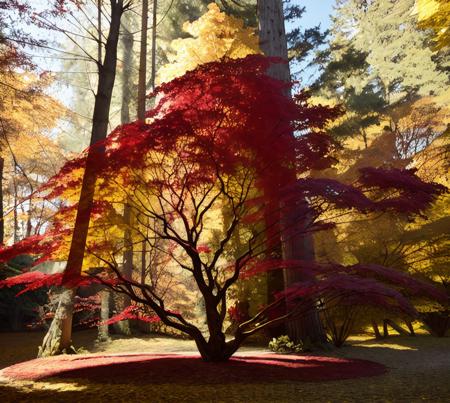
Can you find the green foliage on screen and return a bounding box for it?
[284,0,328,73]
[268,335,310,353]
[314,0,448,147]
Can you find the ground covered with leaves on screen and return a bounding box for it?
[0,331,449,402]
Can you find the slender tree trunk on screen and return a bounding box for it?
[26,196,32,237]
[39,0,126,357]
[113,18,135,336]
[405,320,415,336]
[137,1,150,332]
[372,320,382,339]
[383,319,389,337]
[97,289,111,342]
[0,157,4,245]
[138,0,148,120]
[12,176,19,243]
[97,0,102,63]
[120,23,133,125]
[150,0,157,92]
[257,0,326,344]
[384,319,410,336]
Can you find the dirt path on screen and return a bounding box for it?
[0,331,449,402]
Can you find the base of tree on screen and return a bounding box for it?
[37,288,76,358]
[422,311,450,337]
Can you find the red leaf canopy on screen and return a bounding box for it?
[0,55,445,324]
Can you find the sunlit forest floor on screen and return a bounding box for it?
[0,331,449,402]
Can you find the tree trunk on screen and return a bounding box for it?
[405,320,415,336]
[150,0,157,92]
[137,0,151,333]
[39,0,126,357]
[201,297,231,362]
[38,288,76,357]
[10,303,22,331]
[120,22,133,124]
[280,199,326,344]
[114,18,135,336]
[26,196,32,237]
[383,319,389,337]
[257,0,326,344]
[0,157,4,244]
[137,0,148,120]
[385,319,410,336]
[372,320,382,339]
[97,289,111,342]
[12,176,18,243]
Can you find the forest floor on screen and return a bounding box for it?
[0,330,449,402]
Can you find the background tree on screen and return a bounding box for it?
[20,0,134,357]
[314,0,448,148]
[416,0,450,50]
[309,0,450,337]
[257,0,327,344]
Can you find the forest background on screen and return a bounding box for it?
[0,0,448,358]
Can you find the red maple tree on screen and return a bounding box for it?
[0,55,446,361]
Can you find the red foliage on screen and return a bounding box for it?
[0,235,46,263]
[242,258,447,319]
[0,55,446,352]
[288,178,375,212]
[38,56,341,200]
[279,275,417,318]
[0,272,63,296]
[358,167,447,214]
[196,245,211,254]
[0,271,110,296]
[101,305,160,326]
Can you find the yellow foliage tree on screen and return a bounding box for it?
[0,72,66,137]
[415,0,450,49]
[0,70,68,243]
[157,3,260,84]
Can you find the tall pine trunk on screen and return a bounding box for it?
[38,0,127,357]
[137,0,148,120]
[150,0,157,92]
[257,0,326,344]
[137,0,149,319]
[113,17,135,336]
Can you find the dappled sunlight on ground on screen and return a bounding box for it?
[0,332,449,402]
[351,342,417,350]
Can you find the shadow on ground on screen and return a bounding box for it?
[1,353,386,384]
[0,333,448,402]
